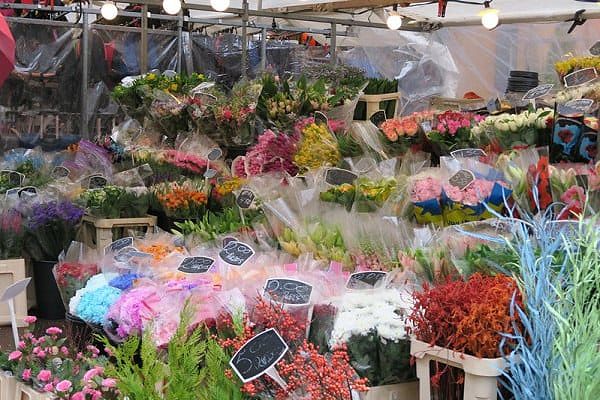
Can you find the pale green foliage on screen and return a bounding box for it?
[548,221,600,400]
[198,338,246,400]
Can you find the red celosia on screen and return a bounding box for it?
[408,273,523,359]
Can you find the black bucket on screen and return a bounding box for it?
[65,312,93,351]
[32,260,65,320]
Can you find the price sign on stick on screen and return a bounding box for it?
[51,166,70,179]
[88,175,108,189]
[449,170,475,191]
[236,189,255,209]
[564,99,594,113]
[369,110,387,128]
[451,148,487,159]
[1,278,31,349]
[564,67,598,87]
[230,329,289,383]
[207,148,223,161]
[105,237,134,255]
[264,278,313,305]
[0,170,24,186]
[347,271,388,290]
[522,84,554,101]
[325,168,358,186]
[219,241,255,266]
[18,186,37,199]
[178,256,215,274]
[591,41,600,56]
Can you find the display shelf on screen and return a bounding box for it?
[410,339,508,400]
[0,259,28,327]
[80,215,157,251]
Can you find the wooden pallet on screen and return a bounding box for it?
[80,215,157,251]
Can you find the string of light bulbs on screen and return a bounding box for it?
[100,0,231,20]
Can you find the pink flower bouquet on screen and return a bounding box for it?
[427,111,484,155]
[380,111,433,156]
[410,176,444,226]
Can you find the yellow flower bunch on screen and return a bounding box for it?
[555,56,600,77]
[293,123,341,172]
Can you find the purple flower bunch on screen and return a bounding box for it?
[29,201,85,229]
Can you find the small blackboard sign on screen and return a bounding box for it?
[204,168,218,179]
[591,41,600,56]
[88,175,108,189]
[347,271,388,289]
[207,148,223,161]
[325,168,358,186]
[105,237,134,255]
[4,188,19,197]
[564,99,594,113]
[264,278,313,305]
[522,84,554,100]
[451,148,487,159]
[564,67,598,88]
[18,186,37,198]
[236,189,255,209]
[370,110,387,128]
[219,241,255,266]
[178,256,215,274]
[1,170,24,186]
[420,121,433,133]
[449,169,475,190]
[314,111,329,126]
[230,328,289,383]
[51,166,70,179]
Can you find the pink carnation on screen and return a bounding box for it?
[21,369,31,380]
[43,383,54,393]
[45,327,62,335]
[443,179,497,205]
[55,380,72,392]
[411,177,443,202]
[37,370,52,382]
[71,392,85,400]
[102,378,117,388]
[24,316,37,324]
[8,351,22,361]
[83,368,101,382]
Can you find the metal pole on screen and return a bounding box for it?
[81,11,89,138]
[141,4,148,73]
[177,11,183,73]
[330,22,337,65]
[260,27,267,71]
[241,0,248,79]
[8,299,19,349]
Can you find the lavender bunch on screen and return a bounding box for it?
[25,201,85,261]
[0,208,25,259]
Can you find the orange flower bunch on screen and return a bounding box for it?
[154,181,208,219]
[138,243,185,262]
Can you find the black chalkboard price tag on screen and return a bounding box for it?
[0,170,24,186]
[264,278,313,305]
[522,84,554,101]
[369,110,387,128]
[564,67,598,88]
[325,168,358,186]
[88,175,108,189]
[229,328,289,383]
[105,237,134,255]
[449,169,475,191]
[314,111,329,126]
[564,99,594,113]
[591,41,600,56]
[236,189,255,209]
[51,166,70,179]
[219,241,255,266]
[207,148,223,161]
[18,186,38,198]
[450,148,487,159]
[486,98,501,114]
[347,271,388,289]
[113,246,139,262]
[178,256,215,274]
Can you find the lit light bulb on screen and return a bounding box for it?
[386,11,402,30]
[100,2,118,20]
[480,8,499,30]
[210,0,230,12]
[163,0,181,15]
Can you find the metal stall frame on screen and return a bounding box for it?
[1,0,410,137]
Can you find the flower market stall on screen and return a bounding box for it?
[0,1,600,400]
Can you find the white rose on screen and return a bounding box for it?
[515,115,525,128]
[508,121,518,132]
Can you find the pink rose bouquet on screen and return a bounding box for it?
[427,111,484,155]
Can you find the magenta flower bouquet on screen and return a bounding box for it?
[0,208,24,259]
[427,111,484,154]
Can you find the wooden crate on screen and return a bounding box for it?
[411,339,507,400]
[362,381,419,400]
[13,382,54,400]
[0,373,17,400]
[359,92,402,119]
[429,97,485,112]
[80,215,157,251]
[0,259,28,327]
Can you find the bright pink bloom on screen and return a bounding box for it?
[101,378,117,388]
[55,380,72,392]
[37,351,46,359]
[45,327,62,335]
[21,369,31,380]
[8,351,22,361]
[17,341,25,349]
[24,316,37,324]
[83,368,101,382]
[37,370,52,382]
[60,346,69,355]
[43,383,54,393]
[71,392,85,400]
